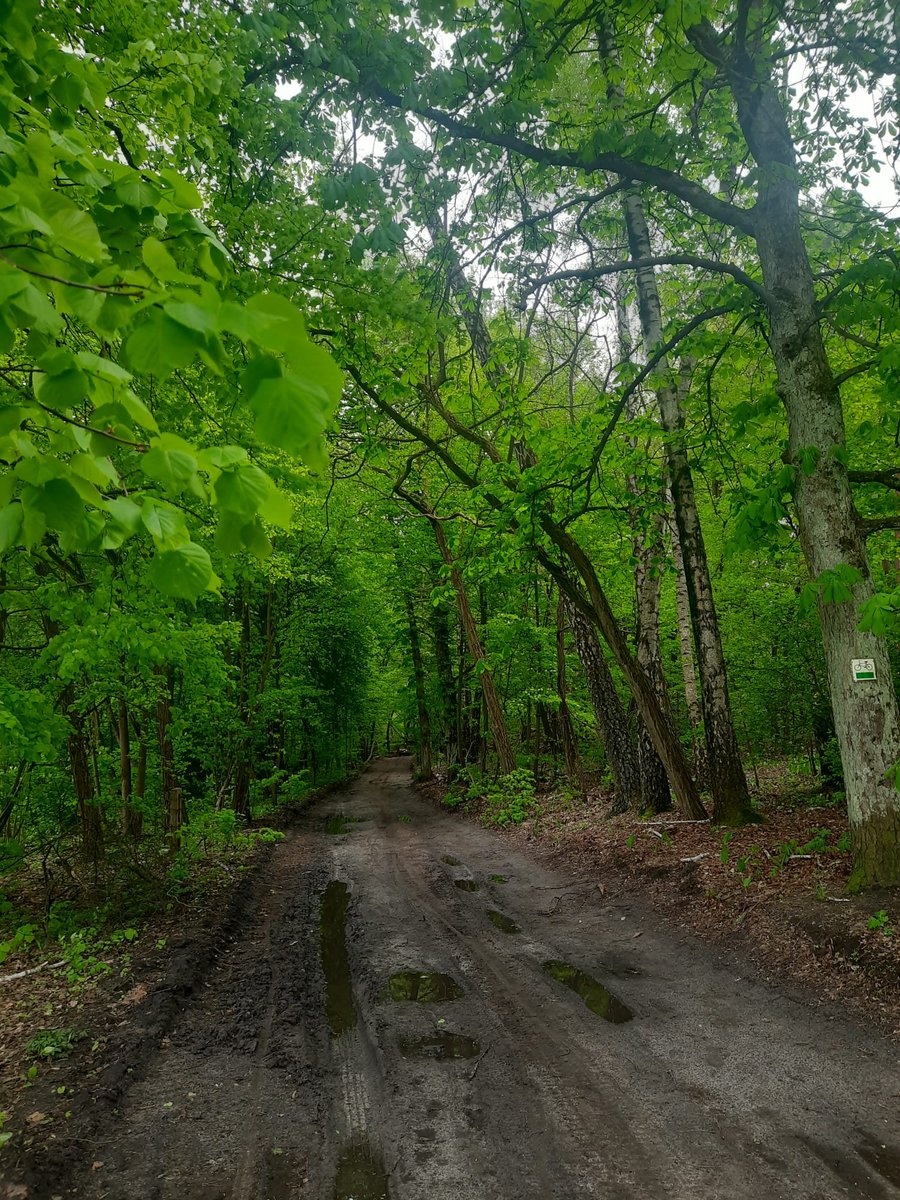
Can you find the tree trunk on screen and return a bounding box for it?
[405,595,433,780]
[39,606,103,863]
[672,515,706,784]
[67,706,103,866]
[618,288,674,815]
[621,184,753,825]
[555,597,584,793]
[703,32,900,881]
[117,696,142,839]
[156,668,185,848]
[233,587,252,820]
[133,726,147,835]
[430,598,457,763]
[424,192,702,816]
[431,518,516,774]
[543,522,706,819]
[564,596,641,810]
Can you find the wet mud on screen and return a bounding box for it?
[15,757,899,1200]
[543,959,634,1024]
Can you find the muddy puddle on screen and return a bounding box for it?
[333,1139,390,1200]
[381,971,464,1003]
[454,878,480,891]
[487,910,520,934]
[398,1031,481,1060]
[320,881,356,1036]
[544,960,633,1024]
[326,813,361,835]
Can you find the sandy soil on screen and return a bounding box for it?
[3,757,900,1199]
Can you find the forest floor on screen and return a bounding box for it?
[2,757,900,1199]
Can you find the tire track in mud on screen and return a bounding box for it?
[36,758,900,1200]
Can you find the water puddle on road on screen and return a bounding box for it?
[544,960,633,1024]
[325,813,361,835]
[320,881,357,1037]
[454,879,480,892]
[381,971,464,1003]
[398,1032,481,1060]
[441,854,461,866]
[333,1139,390,1200]
[487,910,520,934]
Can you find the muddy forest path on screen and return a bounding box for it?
[70,758,898,1200]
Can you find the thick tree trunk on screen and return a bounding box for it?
[431,518,516,774]
[689,29,900,880]
[406,595,434,780]
[622,185,753,825]
[564,596,640,810]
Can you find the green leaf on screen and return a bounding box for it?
[258,487,293,528]
[165,298,219,334]
[148,542,214,599]
[142,434,199,493]
[45,202,108,262]
[213,463,271,516]
[105,496,142,534]
[0,503,23,553]
[141,236,195,284]
[141,497,188,546]
[249,372,329,464]
[124,310,200,378]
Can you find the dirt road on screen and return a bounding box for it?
[66,759,900,1199]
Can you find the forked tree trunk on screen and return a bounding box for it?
[430,518,516,774]
[621,185,753,825]
[706,35,900,880]
[406,595,434,779]
[564,596,641,811]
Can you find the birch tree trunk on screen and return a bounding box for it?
[621,184,753,825]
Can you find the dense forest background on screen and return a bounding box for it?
[0,0,899,971]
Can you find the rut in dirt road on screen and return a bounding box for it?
[66,758,899,1200]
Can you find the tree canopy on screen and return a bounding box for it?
[0,0,899,936]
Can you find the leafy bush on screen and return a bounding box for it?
[481,769,539,827]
